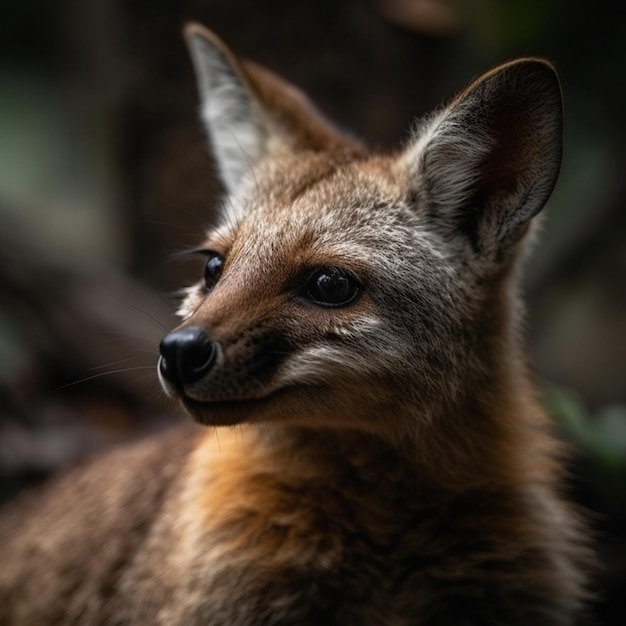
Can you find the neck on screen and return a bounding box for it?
[215,380,555,497]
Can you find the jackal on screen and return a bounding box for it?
[0,24,590,625]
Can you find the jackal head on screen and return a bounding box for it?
[158,24,562,443]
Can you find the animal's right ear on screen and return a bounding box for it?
[184,24,353,196]
[184,24,268,195]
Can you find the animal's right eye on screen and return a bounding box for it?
[203,252,224,290]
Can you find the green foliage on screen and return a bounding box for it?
[544,383,626,477]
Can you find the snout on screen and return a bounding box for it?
[159,326,218,391]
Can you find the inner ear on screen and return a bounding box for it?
[406,59,563,257]
[471,71,562,237]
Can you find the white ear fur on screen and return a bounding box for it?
[185,24,266,195]
[403,59,563,256]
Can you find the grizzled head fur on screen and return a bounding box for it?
[159,24,563,452]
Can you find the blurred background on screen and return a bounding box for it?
[0,0,624,623]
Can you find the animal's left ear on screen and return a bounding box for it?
[402,59,563,258]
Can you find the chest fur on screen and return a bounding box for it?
[115,430,570,625]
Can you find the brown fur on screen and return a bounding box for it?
[0,25,591,625]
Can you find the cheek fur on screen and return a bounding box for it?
[177,285,205,320]
[274,313,408,388]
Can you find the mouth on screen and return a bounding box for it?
[179,387,295,426]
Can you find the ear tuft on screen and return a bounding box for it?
[404,58,563,257]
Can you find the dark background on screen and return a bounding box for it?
[0,1,624,623]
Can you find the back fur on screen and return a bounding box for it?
[0,24,591,625]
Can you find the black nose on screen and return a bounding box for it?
[159,327,217,389]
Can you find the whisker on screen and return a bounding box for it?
[88,356,151,371]
[57,366,156,390]
[106,294,170,333]
[134,219,199,235]
[132,283,179,320]
[102,332,156,343]
[168,247,213,262]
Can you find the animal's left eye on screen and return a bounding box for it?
[302,267,361,308]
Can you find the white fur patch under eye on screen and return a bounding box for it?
[275,346,364,387]
[177,285,204,320]
[276,317,382,388]
[329,315,382,338]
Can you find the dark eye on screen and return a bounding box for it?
[203,252,224,290]
[303,267,361,308]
